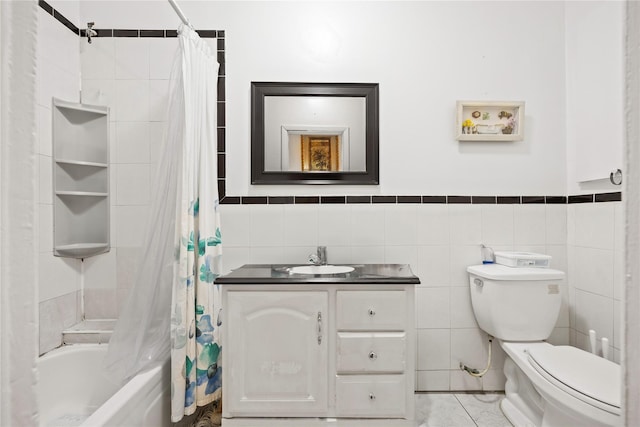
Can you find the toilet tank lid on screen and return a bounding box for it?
[467,264,565,280]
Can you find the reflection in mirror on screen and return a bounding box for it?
[251,82,379,185]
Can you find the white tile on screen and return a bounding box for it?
[115,205,147,247]
[547,327,570,346]
[115,164,150,206]
[614,202,624,253]
[514,204,546,245]
[149,79,170,122]
[81,79,115,112]
[40,61,80,108]
[39,203,53,253]
[39,253,81,302]
[416,371,450,391]
[250,205,285,247]
[317,205,352,246]
[84,289,117,319]
[384,245,418,270]
[450,328,487,369]
[417,204,450,245]
[614,249,624,300]
[115,80,149,122]
[555,285,570,328]
[350,205,385,246]
[111,160,118,201]
[449,245,481,286]
[575,203,615,250]
[573,246,614,297]
[545,204,567,245]
[284,246,319,264]
[220,247,251,275]
[250,246,286,264]
[116,247,141,290]
[38,105,52,156]
[115,38,149,80]
[613,299,622,350]
[220,205,251,247]
[149,38,179,80]
[449,205,481,245]
[116,122,150,164]
[148,121,166,166]
[481,204,514,246]
[574,289,613,341]
[417,329,450,370]
[39,10,80,76]
[83,250,117,290]
[283,205,318,246]
[415,246,449,286]
[450,287,478,328]
[350,245,385,264]
[545,244,567,273]
[385,205,418,245]
[39,154,52,204]
[110,205,117,246]
[80,37,115,80]
[567,205,576,246]
[416,287,450,329]
[450,370,482,391]
[415,393,475,426]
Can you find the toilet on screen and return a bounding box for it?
[467,263,621,427]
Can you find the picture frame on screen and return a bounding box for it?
[456,101,525,141]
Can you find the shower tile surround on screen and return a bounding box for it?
[37,1,624,394]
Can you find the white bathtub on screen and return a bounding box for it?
[37,344,171,427]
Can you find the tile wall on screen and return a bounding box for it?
[568,201,624,362]
[220,202,570,391]
[38,3,624,394]
[37,3,83,355]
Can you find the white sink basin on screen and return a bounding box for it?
[289,265,355,275]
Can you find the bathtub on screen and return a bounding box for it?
[37,344,171,427]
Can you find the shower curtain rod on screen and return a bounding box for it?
[168,0,192,28]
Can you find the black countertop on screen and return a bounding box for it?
[215,264,420,285]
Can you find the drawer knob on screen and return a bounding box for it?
[369,393,376,400]
[368,351,377,360]
[368,308,376,316]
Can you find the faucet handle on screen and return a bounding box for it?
[308,253,320,264]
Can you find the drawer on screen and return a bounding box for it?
[335,375,406,418]
[336,290,406,330]
[337,332,406,373]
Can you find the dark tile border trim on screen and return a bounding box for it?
[217,192,623,205]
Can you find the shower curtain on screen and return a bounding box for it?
[104,25,222,423]
[0,1,39,425]
[169,26,223,422]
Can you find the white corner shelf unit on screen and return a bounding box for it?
[52,98,110,259]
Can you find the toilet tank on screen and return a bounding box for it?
[467,264,565,341]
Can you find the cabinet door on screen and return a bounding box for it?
[226,291,328,417]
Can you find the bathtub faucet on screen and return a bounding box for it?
[308,246,327,265]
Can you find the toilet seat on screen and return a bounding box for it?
[527,345,620,415]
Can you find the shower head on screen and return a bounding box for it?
[86,22,97,43]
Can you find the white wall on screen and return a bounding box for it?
[81,0,568,196]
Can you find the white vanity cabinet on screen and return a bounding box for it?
[221,281,416,427]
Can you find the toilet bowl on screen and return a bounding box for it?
[467,264,621,427]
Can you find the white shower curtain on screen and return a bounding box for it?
[169,25,222,422]
[0,1,39,425]
[104,25,222,423]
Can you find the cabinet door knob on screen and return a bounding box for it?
[368,308,376,316]
[369,393,376,400]
[368,351,377,360]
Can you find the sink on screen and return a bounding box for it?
[289,265,355,275]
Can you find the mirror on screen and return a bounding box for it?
[251,82,379,185]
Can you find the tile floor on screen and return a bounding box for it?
[416,393,512,427]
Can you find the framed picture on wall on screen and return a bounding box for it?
[456,101,525,142]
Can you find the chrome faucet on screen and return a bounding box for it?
[308,246,327,265]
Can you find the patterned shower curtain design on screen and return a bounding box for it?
[170,25,222,422]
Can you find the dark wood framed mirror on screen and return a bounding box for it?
[251,82,379,185]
